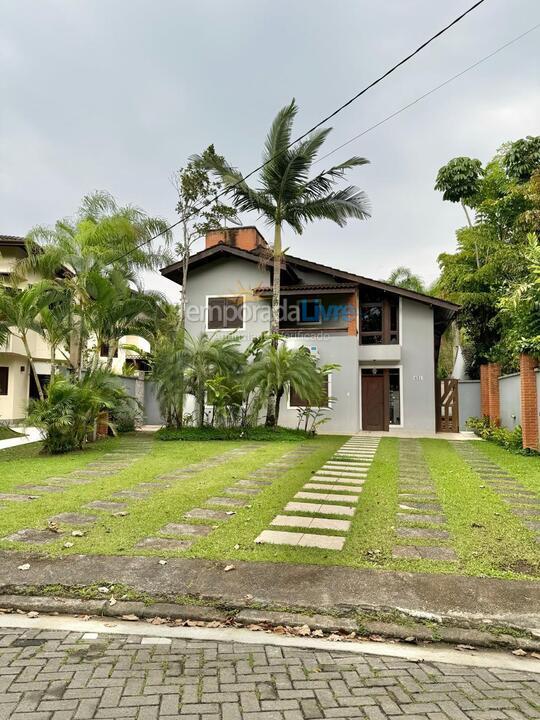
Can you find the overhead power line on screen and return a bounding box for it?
[108,0,488,267]
[315,21,540,166]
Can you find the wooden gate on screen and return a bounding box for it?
[436,379,459,432]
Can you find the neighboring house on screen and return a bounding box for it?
[161,226,460,434]
[0,234,149,423]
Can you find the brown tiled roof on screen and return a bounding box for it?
[254,283,357,294]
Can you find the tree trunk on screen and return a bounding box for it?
[197,388,205,428]
[22,333,44,401]
[271,223,282,335]
[461,201,480,269]
[50,343,57,380]
[274,386,284,426]
[107,340,117,370]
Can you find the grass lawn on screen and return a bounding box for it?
[0,426,23,440]
[0,434,538,580]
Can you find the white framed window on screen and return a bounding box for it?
[288,373,332,409]
[206,294,245,331]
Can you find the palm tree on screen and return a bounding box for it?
[0,281,60,400]
[386,266,426,294]
[198,99,370,335]
[245,340,330,426]
[183,332,244,427]
[16,191,172,378]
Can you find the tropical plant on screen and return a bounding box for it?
[197,99,370,336]
[386,266,426,293]
[503,135,540,183]
[17,191,172,378]
[183,332,245,427]
[28,369,134,454]
[0,280,60,400]
[245,337,337,427]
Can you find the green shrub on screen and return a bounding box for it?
[155,425,314,442]
[466,416,525,452]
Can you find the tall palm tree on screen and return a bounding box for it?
[386,266,426,294]
[199,99,370,334]
[16,191,172,378]
[0,281,60,400]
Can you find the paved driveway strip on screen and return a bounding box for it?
[0,621,538,720]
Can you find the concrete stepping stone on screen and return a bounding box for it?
[85,500,128,512]
[399,502,441,512]
[49,513,97,525]
[295,491,359,503]
[311,475,365,486]
[398,493,438,502]
[304,482,361,493]
[160,523,213,537]
[111,490,149,500]
[396,527,450,540]
[512,507,540,517]
[0,493,39,502]
[15,485,65,493]
[225,487,260,496]
[397,512,446,525]
[135,537,193,551]
[271,515,351,531]
[236,479,271,487]
[3,528,63,544]
[184,508,233,521]
[392,545,457,561]
[206,497,247,508]
[322,463,369,472]
[315,470,367,478]
[284,501,355,517]
[255,530,345,550]
[138,482,170,489]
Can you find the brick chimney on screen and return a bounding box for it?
[205,226,267,252]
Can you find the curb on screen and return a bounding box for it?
[1,594,539,653]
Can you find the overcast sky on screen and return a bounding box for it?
[1,0,539,300]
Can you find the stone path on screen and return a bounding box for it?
[1,626,538,720]
[2,438,154,545]
[137,445,316,552]
[452,441,540,544]
[256,437,380,551]
[392,440,457,563]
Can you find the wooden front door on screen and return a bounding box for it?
[436,378,459,432]
[362,370,388,431]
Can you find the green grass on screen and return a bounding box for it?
[0,433,538,580]
[0,426,22,440]
[473,440,540,495]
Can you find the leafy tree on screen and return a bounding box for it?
[198,99,370,336]
[386,266,426,293]
[172,147,237,326]
[435,137,540,375]
[503,135,540,183]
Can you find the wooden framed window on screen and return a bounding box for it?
[207,295,244,330]
[289,374,331,408]
[359,291,399,345]
[0,367,8,395]
[100,343,118,358]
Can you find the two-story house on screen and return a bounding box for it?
[0,234,150,423]
[161,227,459,435]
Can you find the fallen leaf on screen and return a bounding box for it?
[369,634,385,642]
[531,652,540,660]
[296,624,311,636]
[158,560,167,566]
[71,530,84,537]
[456,644,476,651]
[273,625,286,634]
[512,648,527,656]
[27,611,39,618]
[98,587,110,594]
[109,597,117,606]
[312,629,324,637]
[404,636,416,643]
[47,521,60,533]
[63,542,74,548]
[225,511,236,516]
[121,614,139,622]
[17,563,30,571]
[112,511,129,517]
[224,565,235,572]
[234,544,240,550]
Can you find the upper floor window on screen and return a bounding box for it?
[100,343,118,358]
[207,295,244,331]
[359,290,399,344]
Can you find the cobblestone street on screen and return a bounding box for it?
[0,626,538,719]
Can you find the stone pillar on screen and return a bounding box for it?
[480,364,489,418]
[134,371,145,428]
[487,362,501,426]
[520,353,539,450]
